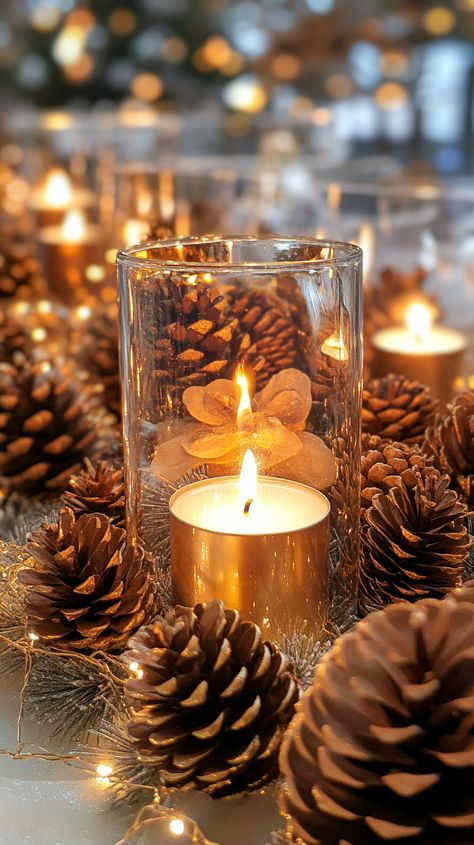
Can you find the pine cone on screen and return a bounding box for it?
[423,391,474,506]
[363,373,438,444]
[20,508,155,651]
[228,288,301,389]
[82,308,121,418]
[280,597,474,845]
[61,458,125,527]
[360,466,470,614]
[0,355,100,494]
[0,309,32,363]
[149,273,238,412]
[361,433,432,510]
[124,600,299,796]
[0,231,44,298]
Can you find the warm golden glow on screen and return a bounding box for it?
[236,366,251,422]
[31,327,47,342]
[85,264,106,283]
[240,449,257,515]
[62,209,86,242]
[43,168,73,207]
[37,300,52,314]
[169,819,185,837]
[327,182,341,219]
[122,218,149,246]
[405,302,433,344]
[357,222,375,285]
[321,333,348,361]
[96,763,113,785]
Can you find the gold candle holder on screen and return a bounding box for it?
[170,475,330,639]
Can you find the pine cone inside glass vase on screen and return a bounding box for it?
[61,458,125,527]
[363,373,438,444]
[124,600,299,796]
[0,354,101,495]
[360,466,470,615]
[82,307,121,418]
[228,287,302,389]
[20,508,155,651]
[361,433,432,510]
[148,273,239,412]
[423,391,474,506]
[280,597,474,845]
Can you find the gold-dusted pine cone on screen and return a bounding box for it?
[360,467,470,614]
[82,308,121,418]
[423,391,474,506]
[0,309,32,362]
[229,288,301,389]
[20,508,155,651]
[361,433,432,510]
[363,373,438,444]
[61,458,125,527]
[124,600,299,796]
[280,597,474,845]
[149,273,238,412]
[0,355,101,495]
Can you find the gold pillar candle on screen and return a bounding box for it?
[170,455,330,639]
[371,302,467,408]
[39,210,105,304]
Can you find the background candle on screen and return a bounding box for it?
[170,473,330,639]
[31,168,95,228]
[371,302,467,408]
[39,210,105,304]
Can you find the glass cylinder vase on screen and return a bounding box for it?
[117,237,362,641]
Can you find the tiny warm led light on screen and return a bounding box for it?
[129,661,144,678]
[169,818,185,837]
[31,327,47,342]
[29,632,39,642]
[14,301,29,316]
[405,302,433,344]
[42,168,73,207]
[74,305,91,323]
[37,300,52,314]
[62,209,86,242]
[39,361,52,373]
[96,764,112,778]
[85,264,106,283]
[122,218,149,246]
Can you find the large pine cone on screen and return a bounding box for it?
[360,466,470,615]
[148,273,239,413]
[361,433,432,510]
[0,355,100,494]
[61,458,125,528]
[124,600,299,796]
[280,597,474,845]
[82,308,121,418]
[423,391,474,506]
[363,373,438,444]
[228,288,301,389]
[20,508,155,651]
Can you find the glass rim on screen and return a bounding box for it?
[116,235,362,273]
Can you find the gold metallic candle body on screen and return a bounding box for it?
[170,477,330,639]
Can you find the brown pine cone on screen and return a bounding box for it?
[360,466,470,614]
[0,309,32,362]
[280,597,474,845]
[0,231,44,298]
[0,355,100,494]
[228,288,301,389]
[82,308,121,419]
[20,508,155,651]
[61,458,125,527]
[363,373,438,444]
[124,600,299,796]
[423,391,474,506]
[361,433,432,510]
[148,273,239,412]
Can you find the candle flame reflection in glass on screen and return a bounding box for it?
[236,365,251,421]
[62,209,86,242]
[405,301,433,345]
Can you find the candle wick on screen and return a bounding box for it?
[243,498,253,516]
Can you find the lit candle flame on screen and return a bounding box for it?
[43,168,72,207]
[406,302,433,345]
[122,218,148,246]
[240,448,257,516]
[236,366,251,422]
[62,209,86,242]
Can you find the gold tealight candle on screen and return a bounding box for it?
[39,209,104,304]
[372,301,467,408]
[170,448,330,639]
[30,167,94,228]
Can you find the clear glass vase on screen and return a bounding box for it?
[117,237,362,640]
